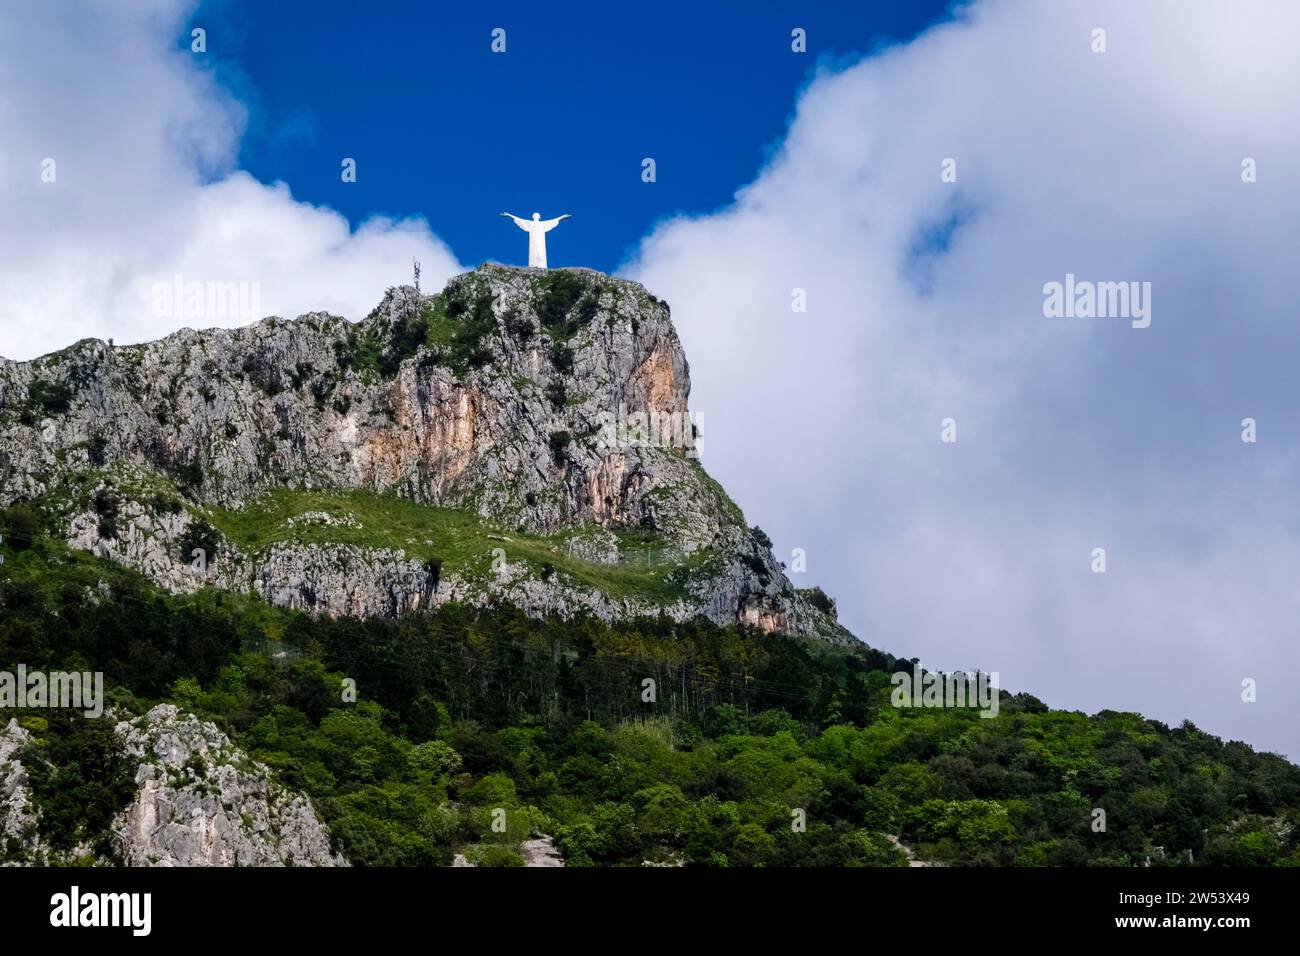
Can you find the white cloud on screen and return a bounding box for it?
[0,0,460,360]
[627,0,1300,757]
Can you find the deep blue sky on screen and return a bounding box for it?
[196,0,955,273]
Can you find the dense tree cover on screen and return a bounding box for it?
[2,527,1299,866]
[1,710,136,863]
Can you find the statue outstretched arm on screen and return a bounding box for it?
[500,212,528,230]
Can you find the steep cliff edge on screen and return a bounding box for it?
[112,705,345,866]
[0,708,343,866]
[0,265,851,643]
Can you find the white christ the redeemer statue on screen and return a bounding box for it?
[501,211,571,269]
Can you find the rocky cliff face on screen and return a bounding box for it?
[113,705,344,867]
[0,264,852,643]
[0,721,44,861]
[0,707,343,866]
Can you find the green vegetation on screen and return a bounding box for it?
[31,465,186,535]
[684,458,743,526]
[332,329,382,381]
[800,586,837,618]
[92,489,119,540]
[86,433,108,467]
[331,280,503,382]
[544,379,567,411]
[0,502,40,546]
[327,271,606,385]
[529,270,603,341]
[16,378,74,425]
[422,281,496,375]
[178,516,220,564]
[12,711,138,863]
[549,340,574,375]
[204,487,703,604]
[535,271,591,337]
[2,514,1299,868]
[547,430,572,463]
[240,350,285,397]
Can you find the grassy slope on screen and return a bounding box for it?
[20,458,716,606]
[206,488,714,605]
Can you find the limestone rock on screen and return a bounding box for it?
[0,721,43,862]
[0,707,343,867]
[519,835,564,867]
[0,265,853,644]
[111,705,345,867]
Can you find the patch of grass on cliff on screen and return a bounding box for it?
[535,271,601,340]
[422,284,496,375]
[31,465,189,529]
[205,488,701,603]
[685,458,744,525]
[16,377,74,425]
[334,282,499,383]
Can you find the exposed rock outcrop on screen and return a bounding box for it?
[519,835,564,867]
[452,834,564,867]
[0,708,344,867]
[112,705,345,867]
[0,265,853,644]
[0,721,43,861]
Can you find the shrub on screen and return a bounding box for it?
[86,433,109,467]
[21,712,137,858]
[803,586,837,618]
[473,844,525,867]
[504,308,533,341]
[423,558,442,589]
[31,379,73,414]
[241,352,282,396]
[179,517,220,565]
[536,271,588,335]
[408,740,464,779]
[548,430,572,463]
[575,291,601,325]
[427,285,497,375]
[740,552,770,586]
[92,489,119,540]
[19,378,73,424]
[381,311,427,377]
[549,341,574,375]
[175,460,204,492]
[1,503,41,548]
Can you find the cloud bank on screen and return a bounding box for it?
[0,0,461,360]
[628,0,1300,756]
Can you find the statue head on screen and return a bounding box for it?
[532,212,541,220]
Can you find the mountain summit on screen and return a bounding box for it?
[0,265,849,643]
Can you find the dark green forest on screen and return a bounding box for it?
[2,510,1298,867]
